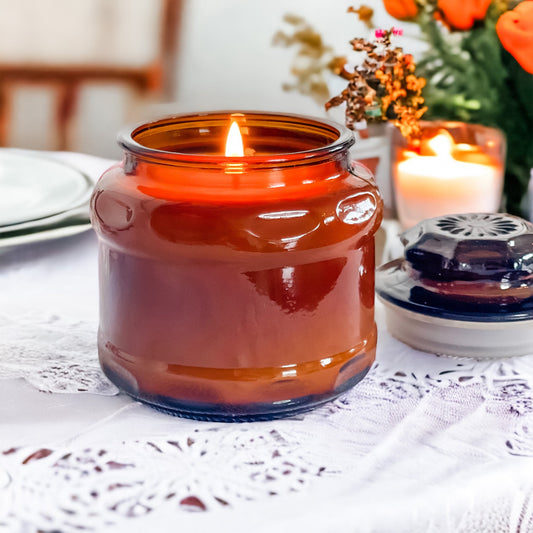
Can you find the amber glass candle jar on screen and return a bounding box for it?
[91,111,383,421]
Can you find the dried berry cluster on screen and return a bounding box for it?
[325,28,427,141]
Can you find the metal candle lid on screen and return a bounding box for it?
[376,213,533,358]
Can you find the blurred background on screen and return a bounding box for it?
[0,0,417,159]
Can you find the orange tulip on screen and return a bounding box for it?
[383,0,418,20]
[496,1,533,74]
[437,0,491,30]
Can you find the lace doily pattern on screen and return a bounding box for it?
[0,427,334,532]
[2,338,533,532]
[0,311,117,395]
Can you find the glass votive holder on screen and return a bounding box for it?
[390,121,506,229]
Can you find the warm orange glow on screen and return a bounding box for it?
[395,130,501,228]
[426,131,454,157]
[225,121,244,157]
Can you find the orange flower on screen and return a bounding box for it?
[437,0,491,30]
[496,1,533,74]
[383,0,418,20]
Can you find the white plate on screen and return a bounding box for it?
[0,207,92,248]
[0,151,93,227]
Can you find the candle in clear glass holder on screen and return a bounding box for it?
[391,121,505,229]
[91,111,383,421]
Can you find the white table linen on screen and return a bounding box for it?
[2,152,533,533]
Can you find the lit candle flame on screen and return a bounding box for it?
[427,131,454,158]
[225,121,244,157]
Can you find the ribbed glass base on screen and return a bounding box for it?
[102,364,371,422]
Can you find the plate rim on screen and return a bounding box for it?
[0,149,94,228]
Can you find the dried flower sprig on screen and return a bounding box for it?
[272,14,342,104]
[347,5,374,28]
[325,27,427,141]
[273,8,377,105]
[274,9,427,142]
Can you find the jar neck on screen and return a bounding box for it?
[123,150,353,202]
[117,111,357,201]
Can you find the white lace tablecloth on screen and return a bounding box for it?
[2,152,533,533]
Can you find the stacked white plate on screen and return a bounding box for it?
[0,150,94,247]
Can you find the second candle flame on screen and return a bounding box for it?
[225,121,244,157]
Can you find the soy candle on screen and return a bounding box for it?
[391,122,505,228]
[91,111,383,421]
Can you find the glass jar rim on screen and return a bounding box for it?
[118,111,355,168]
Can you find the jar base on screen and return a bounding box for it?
[102,363,371,422]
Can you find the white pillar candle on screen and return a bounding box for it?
[394,132,502,228]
